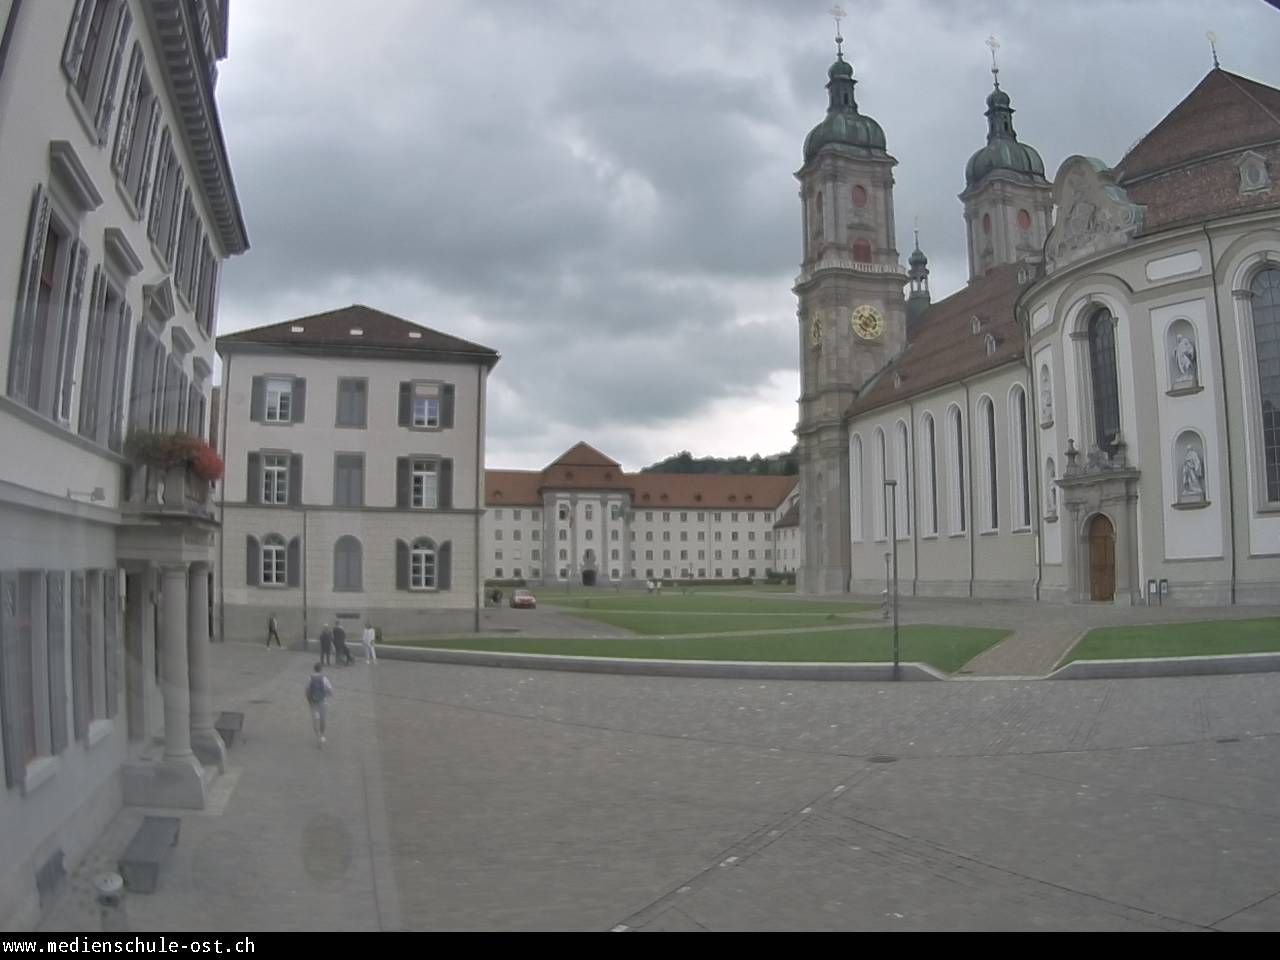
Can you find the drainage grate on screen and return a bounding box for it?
[867,755,899,764]
[1215,737,1241,744]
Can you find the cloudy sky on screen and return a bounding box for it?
[213,0,1276,471]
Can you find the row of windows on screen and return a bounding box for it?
[853,386,1033,541]
[496,548,774,562]
[247,377,456,431]
[245,535,453,592]
[496,568,764,581]
[245,453,455,509]
[63,1,221,333]
[542,507,776,524]
[0,568,120,791]
[7,183,208,447]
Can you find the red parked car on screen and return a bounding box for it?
[509,588,537,609]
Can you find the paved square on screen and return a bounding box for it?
[42,643,1280,931]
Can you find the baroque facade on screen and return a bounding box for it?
[797,42,1280,605]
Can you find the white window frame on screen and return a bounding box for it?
[261,535,287,586]
[410,541,436,590]
[411,459,439,509]
[264,378,292,423]
[262,454,289,505]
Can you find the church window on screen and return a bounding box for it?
[1088,308,1122,456]
[852,238,872,263]
[1251,268,1280,501]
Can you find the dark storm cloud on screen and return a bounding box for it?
[214,0,1277,466]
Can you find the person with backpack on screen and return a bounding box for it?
[305,663,334,746]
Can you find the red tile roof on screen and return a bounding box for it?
[484,445,798,509]
[847,263,1029,419]
[1118,69,1280,183]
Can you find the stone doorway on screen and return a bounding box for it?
[1088,514,1116,601]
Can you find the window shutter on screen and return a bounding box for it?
[61,0,91,80]
[103,570,119,720]
[441,383,455,428]
[289,453,303,506]
[46,572,68,755]
[94,6,133,142]
[106,287,127,448]
[135,100,162,210]
[247,452,261,504]
[438,541,452,590]
[292,377,306,423]
[250,376,265,422]
[0,572,28,788]
[396,457,409,508]
[353,458,365,507]
[8,184,51,405]
[112,46,144,176]
[246,536,261,586]
[396,540,409,590]
[78,268,106,439]
[398,382,411,426]
[57,239,90,421]
[287,537,301,588]
[439,458,454,509]
[70,572,89,743]
[354,379,367,427]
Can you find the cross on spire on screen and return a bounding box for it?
[1207,31,1220,69]
[831,5,846,60]
[986,34,1001,88]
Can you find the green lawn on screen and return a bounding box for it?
[396,626,1008,674]
[542,593,874,615]
[560,609,859,636]
[1065,618,1280,663]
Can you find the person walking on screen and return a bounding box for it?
[319,623,333,666]
[266,612,282,648]
[305,663,334,747]
[332,622,353,665]
[361,621,377,665]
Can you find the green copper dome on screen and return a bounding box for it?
[964,83,1045,187]
[909,244,928,269]
[803,56,886,163]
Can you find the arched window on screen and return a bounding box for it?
[814,191,824,239]
[873,427,887,539]
[410,537,436,589]
[1251,268,1280,501]
[922,413,938,535]
[894,420,911,536]
[980,397,999,531]
[262,534,286,586]
[1009,387,1031,529]
[852,238,873,263]
[1088,308,1121,455]
[334,535,362,591]
[849,434,864,542]
[947,405,966,534]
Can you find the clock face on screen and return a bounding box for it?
[851,304,885,341]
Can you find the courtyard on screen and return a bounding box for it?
[40,635,1280,932]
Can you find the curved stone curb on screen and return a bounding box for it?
[1048,652,1280,680]
[372,643,948,681]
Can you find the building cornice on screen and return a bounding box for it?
[216,340,501,369]
[142,0,248,256]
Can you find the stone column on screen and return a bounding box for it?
[187,562,224,772]
[124,563,205,808]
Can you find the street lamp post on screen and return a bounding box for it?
[885,479,900,679]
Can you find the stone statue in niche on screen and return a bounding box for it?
[1040,378,1053,423]
[1046,471,1058,516]
[1173,333,1197,385]
[1181,445,1205,499]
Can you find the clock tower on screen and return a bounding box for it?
[794,27,908,595]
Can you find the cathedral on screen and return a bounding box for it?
[795,36,1280,605]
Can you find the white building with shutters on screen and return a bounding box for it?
[0,0,247,930]
[216,305,498,643]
